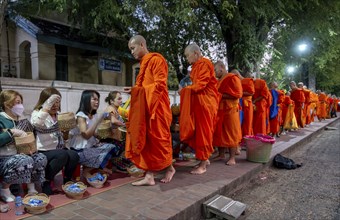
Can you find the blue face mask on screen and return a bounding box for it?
[11,104,25,116]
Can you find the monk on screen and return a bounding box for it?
[252,77,269,135]
[212,64,243,165]
[290,81,305,128]
[282,91,298,131]
[179,43,218,174]
[269,82,284,137]
[298,84,312,126]
[316,90,327,121]
[237,72,255,137]
[309,91,318,122]
[124,35,175,186]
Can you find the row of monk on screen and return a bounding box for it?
[123,35,339,186]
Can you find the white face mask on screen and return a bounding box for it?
[11,104,25,116]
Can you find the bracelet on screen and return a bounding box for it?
[103,112,110,119]
[7,129,13,137]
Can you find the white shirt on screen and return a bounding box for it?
[68,112,98,150]
[31,110,60,151]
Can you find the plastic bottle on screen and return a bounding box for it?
[15,196,24,216]
[178,150,183,161]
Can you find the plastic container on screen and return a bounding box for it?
[15,196,24,216]
[244,134,275,163]
[178,151,183,161]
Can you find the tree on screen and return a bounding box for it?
[8,0,340,94]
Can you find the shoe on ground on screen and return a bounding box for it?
[0,189,15,203]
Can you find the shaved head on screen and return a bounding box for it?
[128,35,149,60]
[185,43,201,54]
[129,35,146,45]
[214,61,228,79]
[184,43,202,64]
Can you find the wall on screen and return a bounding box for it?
[68,48,98,84]
[38,42,56,80]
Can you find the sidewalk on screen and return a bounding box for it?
[24,116,339,220]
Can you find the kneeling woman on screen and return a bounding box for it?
[69,90,121,177]
[31,87,80,195]
[0,90,47,202]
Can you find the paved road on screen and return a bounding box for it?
[230,120,340,220]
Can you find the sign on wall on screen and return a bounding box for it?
[99,58,122,72]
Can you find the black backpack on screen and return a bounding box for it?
[273,154,302,169]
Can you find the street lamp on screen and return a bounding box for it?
[298,43,308,52]
[286,66,295,74]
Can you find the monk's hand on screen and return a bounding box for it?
[123,87,131,94]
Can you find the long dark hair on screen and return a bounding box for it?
[77,90,100,115]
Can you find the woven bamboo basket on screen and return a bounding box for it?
[22,193,50,214]
[97,120,113,139]
[14,132,37,154]
[57,112,77,131]
[86,173,108,188]
[62,181,87,200]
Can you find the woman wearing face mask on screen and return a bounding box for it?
[0,90,47,202]
[69,90,122,178]
[31,87,80,195]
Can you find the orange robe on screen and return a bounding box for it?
[309,92,318,122]
[180,57,218,161]
[269,89,284,134]
[303,89,312,125]
[241,78,255,136]
[253,79,269,135]
[125,53,173,171]
[290,88,305,128]
[213,73,243,148]
[317,93,327,120]
[282,95,292,124]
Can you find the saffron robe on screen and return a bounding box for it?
[125,53,173,171]
[290,88,305,128]
[317,93,327,120]
[241,78,255,136]
[213,73,243,148]
[253,79,269,135]
[180,57,218,161]
[269,90,284,134]
[303,89,312,125]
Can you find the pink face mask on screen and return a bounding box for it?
[11,104,25,116]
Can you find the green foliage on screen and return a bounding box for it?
[8,0,340,94]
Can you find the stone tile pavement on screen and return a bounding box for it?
[21,116,339,220]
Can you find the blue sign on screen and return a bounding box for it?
[99,58,122,72]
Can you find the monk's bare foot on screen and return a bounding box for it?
[235,148,241,155]
[160,165,176,183]
[132,172,155,186]
[194,159,210,168]
[226,158,236,166]
[132,178,155,186]
[190,166,206,175]
[211,154,226,161]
